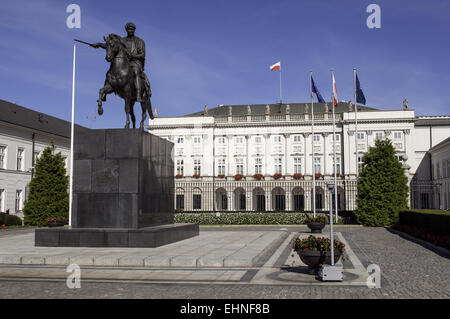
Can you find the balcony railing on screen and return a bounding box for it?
[214,112,342,124]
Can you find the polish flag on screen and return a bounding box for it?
[270,62,281,71]
[332,73,338,107]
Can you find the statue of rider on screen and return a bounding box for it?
[92,22,149,102]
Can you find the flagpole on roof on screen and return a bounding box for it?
[69,44,76,227]
[331,69,338,223]
[280,62,282,104]
[310,70,316,218]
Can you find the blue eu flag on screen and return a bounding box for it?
[311,76,325,103]
[356,73,366,105]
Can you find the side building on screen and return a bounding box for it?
[147,101,450,213]
[0,100,73,219]
[427,136,450,210]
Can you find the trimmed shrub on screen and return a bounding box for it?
[23,143,69,227]
[0,213,23,226]
[356,139,409,226]
[398,210,450,236]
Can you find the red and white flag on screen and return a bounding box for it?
[332,73,338,107]
[270,61,281,71]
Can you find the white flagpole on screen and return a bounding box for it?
[331,70,338,223]
[69,44,76,227]
[310,71,316,217]
[354,68,359,202]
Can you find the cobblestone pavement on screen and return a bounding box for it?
[0,227,448,298]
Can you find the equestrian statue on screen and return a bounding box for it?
[76,22,154,129]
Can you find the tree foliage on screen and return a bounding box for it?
[355,139,409,226]
[23,143,69,226]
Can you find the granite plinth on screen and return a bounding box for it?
[34,128,198,248]
[72,128,174,229]
[35,223,199,248]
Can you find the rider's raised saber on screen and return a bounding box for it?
[74,39,95,47]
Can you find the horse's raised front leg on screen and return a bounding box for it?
[97,83,113,116]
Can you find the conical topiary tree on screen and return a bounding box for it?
[355,139,409,226]
[23,143,69,226]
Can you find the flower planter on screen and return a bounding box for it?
[307,222,325,233]
[47,222,65,227]
[296,250,342,273]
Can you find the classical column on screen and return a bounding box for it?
[304,133,311,176]
[285,186,291,211]
[323,132,329,176]
[245,135,250,176]
[283,133,290,177]
[264,134,270,177]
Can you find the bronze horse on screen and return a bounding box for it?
[97,34,153,129]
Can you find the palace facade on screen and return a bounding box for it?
[147,102,450,213]
[0,100,72,218]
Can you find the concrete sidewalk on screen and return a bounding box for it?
[0,230,287,268]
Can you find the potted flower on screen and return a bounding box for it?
[314,173,322,179]
[218,174,225,178]
[192,174,200,179]
[253,174,263,180]
[234,174,243,180]
[304,215,328,233]
[46,217,68,227]
[273,173,282,180]
[293,173,303,180]
[175,174,183,179]
[292,235,346,273]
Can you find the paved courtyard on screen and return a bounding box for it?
[0,226,449,298]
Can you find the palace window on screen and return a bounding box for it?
[293,135,302,143]
[176,195,185,210]
[193,136,202,144]
[255,136,262,144]
[274,158,282,174]
[393,131,402,140]
[356,132,365,140]
[235,136,244,144]
[193,194,201,210]
[333,156,341,175]
[15,190,23,211]
[294,158,302,174]
[194,159,201,175]
[217,137,225,144]
[176,137,184,144]
[0,146,6,169]
[255,158,262,174]
[375,132,384,140]
[273,135,282,143]
[217,159,225,175]
[333,134,340,142]
[313,134,321,142]
[236,158,244,175]
[314,157,321,174]
[358,155,364,170]
[17,148,24,171]
[176,159,184,175]
[0,189,4,212]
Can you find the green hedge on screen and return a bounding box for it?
[174,212,347,225]
[0,213,23,226]
[398,210,450,236]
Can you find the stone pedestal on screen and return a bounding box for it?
[35,128,198,247]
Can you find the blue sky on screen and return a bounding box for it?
[0,0,449,129]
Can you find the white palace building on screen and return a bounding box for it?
[147,101,450,213]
